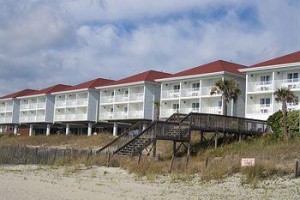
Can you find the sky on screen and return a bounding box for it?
[0,0,299,96]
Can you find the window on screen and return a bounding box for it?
[259,98,271,107]
[218,101,222,108]
[124,90,129,97]
[173,85,180,92]
[110,108,114,113]
[260,75,271,83]
[111,91,114,96]
[287,73,298,81]
[124,107,128,113]
[172,104,179,111]
[192,83,200,91]
[192,103,199,111]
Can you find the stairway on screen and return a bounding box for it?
[117,138,152,156]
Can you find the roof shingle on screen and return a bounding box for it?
[0,89,38,99]
[169,60,246,78]
[251,51,300,67]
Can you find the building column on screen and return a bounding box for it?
[0,125,3,133]
[87,122,92,136]
[29,124,34,136]
[113,122,118,136]
[66,124,70,135]
[13,125,18,135]
[46,124,51,136]
[143,123,148,131]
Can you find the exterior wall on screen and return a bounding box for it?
[45,95,55,122]
[99,84,149,121]
[159,74,246,119]
[245,64,300,120]
[87,90,99,122]
[19,96,47,123]
[54,91,89,122]
[0,99,19,124]
[144,83,161,120]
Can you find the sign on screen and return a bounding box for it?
[241,158,255,167]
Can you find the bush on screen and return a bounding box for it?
[287,110,300,137]
[267,111,283,140]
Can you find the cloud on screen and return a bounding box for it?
[0,0,299,96]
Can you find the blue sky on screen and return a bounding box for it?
[0,0,299,96]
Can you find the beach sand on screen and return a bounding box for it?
[0,165,299,200]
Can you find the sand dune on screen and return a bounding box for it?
[0,165,299,200]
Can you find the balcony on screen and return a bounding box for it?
[66,100,77,107]
[161,90,180,99]
[180,108,199,114]
[99,112,114,120]
[101,96,114,104]
[115,95,129,103]
[129,111,143,118]
[56,100,66,107]
[181,88,200,98]
[36,115,45,122]
[247,104,272,114]
[0,117,12,123]
[37,102,46,109]
[114,111,128,119]
[282,78,300,90]
[201,106,222,115]
[129,93,144,101]
[55,115,65,121]
[160,109,179,118]
[20,104,29,110]
[256,81,272,91]
[0,107,5,112]
[19,116,28,123]
[77,98,88,106]
[287,102,299,110]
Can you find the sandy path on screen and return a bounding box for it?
[0,165,300,200]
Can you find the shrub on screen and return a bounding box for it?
[267,110,283,139]
[287,110,300,137]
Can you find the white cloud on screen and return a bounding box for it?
[0,0,299,96]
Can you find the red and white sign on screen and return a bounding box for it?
[241,158,255,167]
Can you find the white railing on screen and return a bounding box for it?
[0,107,5,112]
[37,102,46,109]
[181,88,200,98]
[55,115,65,121]
[66,101,77,107]
[5,106,13,112]
[180,108,200,114]
[281,78,300,90]
[101,96,114,103]
[129,93,144,101]
[99,112,114,120]
[20,104,29,110]
[160,109,179,118]
[287,103,299,110]
[255,81,273,92]
[36,115,45,122]
[115,95,129,102]
[77,99,88,106]
[161,90,180,99]
[114,111,128,119]
[19,116,28,122]
[55,101,66,107]
[29,103,37,109]
[28,116,36,122]
[66,114,76,120]
[201,106,222,115]
[129,111,143,118]
[247,104,272,114]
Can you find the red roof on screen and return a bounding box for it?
[29,84,73,96]
[170,60,246,78]
[0,89,38,99]
[59,78,115,92]
[102,70,172,87]
[251,51,300,67]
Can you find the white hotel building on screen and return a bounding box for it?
[157,60,246,118]
[0,89,37,134]
[52,78,114,136]
[240,51,300,120]
[97,70,170,135]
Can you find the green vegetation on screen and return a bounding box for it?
[210,79,241,116]
[0,130,299,185]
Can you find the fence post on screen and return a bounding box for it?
[296,161,299,178]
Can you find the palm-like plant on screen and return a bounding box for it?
[274,88,297,140]
[210,79,241,116]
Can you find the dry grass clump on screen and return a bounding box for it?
[0,133,115,149]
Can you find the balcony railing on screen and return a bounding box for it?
[287,103,299,110]
[129,93,144,101]
[282,78,300,90]
[77,99,88,106]
[129,111,143,118]
[101,96,114,103]
[115,95,129,102]
[201,106,222,115]
[114,111,128,119]
[99,112,114,120]
[180,108,200,114]
[55,115,65,121]
[247,104,272,114]
[181,88,200,98]
[37,103,46,109]
[55,101,66,107]
[161,90,180,99]
[0,117,12,123]
[20,104,29,110]
[160,109,179,118]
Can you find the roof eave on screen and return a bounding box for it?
[239,62,300,73]
[96,81,146,89]
[156,71,243,82]
[51,88,89,95]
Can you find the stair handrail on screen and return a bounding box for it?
[114,120,179,155]
[96,120,150,154]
